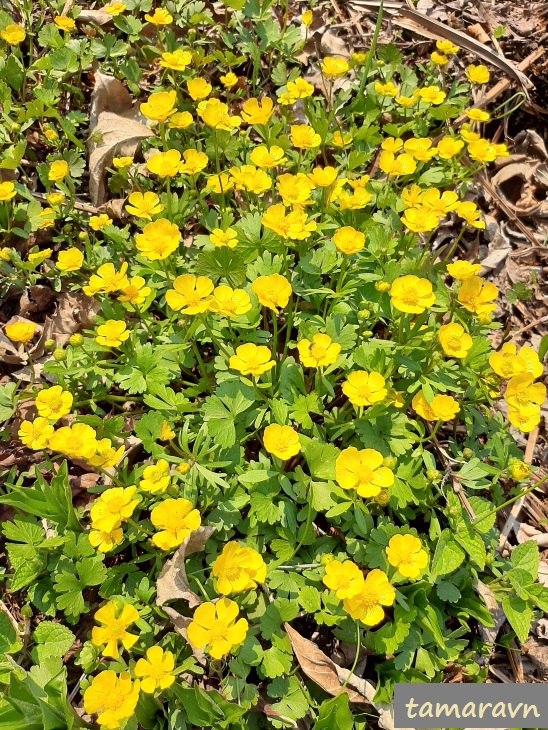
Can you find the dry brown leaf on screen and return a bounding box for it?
[99,198,127,221]
[19,286,56,317]
[474,580,506,646]
[50,292,100,344]
[88,72,151,206]
[156,526,215,609]
[466,22,491,44]
[76,8,113,26]
[161,605,207,665]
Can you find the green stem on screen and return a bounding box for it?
[340,624,362,689]
[473,473,548,526]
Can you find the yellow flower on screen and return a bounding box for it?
[28,248,52,265]
[83,262,128,296]
[112,156,133,168]
[395,95,417,108]
[460,124,481,143]
[466,108,490,123]
[507,404,541,433]
[160,421,175,440]
[343,569,395,626]
[251,274,292,311]
[387,534,428,579]
[1,24,26,44]
[229,343,275,377]
[209,285,252,318]
[220,72,238,87]
[336,447,394,498]
[436,39,459,55]
[457,276,498,316]
[96,320,129,347]
[35,385,73,421]
[241,97,274,125]
[276,173,315,207]
[197,98,241,130]
[135,219,181,260]
[187,77,212,100]
[417,86,446,105]
[400,206,439,233]
[508,459,530,481]
[401,185,423,208]
[467,138,497,163]
[5,321,36,343]
[205,173,234,194]
[144,7,173,24]
[438,323,473,359]
[261,205,316,240]
[48,160,69,181]
[330,130,353,147]
[125,191,164,220]
[92,601,139,659]
[307,166,338,187]
[166,274,214,314]
[140,459,170,494]
[179,149,208,175]
[505,374,546,411]
[456,201,485,229]
[212,542,266,595]
[47,192,65,207]
[140,90,177,122]
[150,498,201,550]
[297,333,340,368]
[489,343,543,380]
[49,423,98,460]
[89,527,124,553]
[18,418,54,450]
[436,136,464,160]
[229,165,271,195]
[160,49,192,71]
[374,81,399,97]
[88,439,124,469]
[390,275,436,314]
[89,213,112,231]
[420,189,459,217]
[323,560,364,599]
[118,276,152,306]
[209,227,238,248]
[381,137,403,153]
[146,149,182,178]
[135,647,175,693]
[90,486,139,532]
[290,124,321,149]
[446,260,481,281]
[84,671,140,730]
[53,16,75,31]
[250,145,286,169]
[466,64,490,84]
[187,598,248,659]
[263,424,301,461]
[320,57,349,78]
[379,151,417,176]
[168,111,193,129]
[412,391,460,421]
[342,371,387,407]
[0,181,16,201]
[338,187,372,210]
[105,2,126,15]
[37,207,55,229]
[430,51,448,66]
[301,9,313,27]
[56,248,83,272]
[404,137,438,163]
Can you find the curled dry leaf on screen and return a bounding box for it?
[88,72,151,206]
[156,526,216,609]
[161,606,207,666]
[76,8,113,26]
[474,580,506,646]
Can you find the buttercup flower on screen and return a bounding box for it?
[467,138,497,163]
[140,459,170,494]
[507,404,541,433]
[379,151,417,176]
[276,173,315,206]
[386,534,428,579]
[53,16,75,31]
[1,24,26,44]
[291,125,322,149]
[135,647,176,693]
[209,285,252,318]
[263,424,301,461]
[150,498,201,550]
[88,439,124,469]
[417,86,446,104]
[436,136,464,159]
[375,81,399,97]
[446,260,481,281]
[89,214,112,231]
[336,447,394,498]
[308,166,338,187]
[96,320,129,347]
[297,333,341,368]
[205,173,234,194]
[212,542,267,595]
[160,49,192,71]
[456,201,485,229]
[229,165,271,195]
[220,72,238,87]
[412,391,460,421]
[404,138,437,162]
[125,191,164,220]
[489,343,543,379]
[390,276,436,314]
[436,40,459,55]
[144,7,173,24]
[198,99,241,130]
[48,160,69,182]
[438,323,473,359]
[146,149,182,178]
[84,671,140,730]
[89,527,124,553]
[166,274,214,314]
[49,423,98,460]
[466,108,490,123]
[179,149,209,175]
[457,276,498,316]
[301,9,313,27]
[187,77,212,100]
[250,145,287,169]
[5,321,36,343]
[168,111,193,129]
[333,226,365,255]
[187,598,248,659]
[0,181,16,201]
[83,262,128,296]
[57,248,83,272]
[323,560,364,599]
[118,276,151,306]
[320,57,349,78]
[431,51,448,66]
[18,418,54,450]
[400,206,440,233]
[35,385,73,421]
[105,2,126,15]
[241,97,274,125]
[466,64,490,84]
[90,486,139,532]
[210,227,238,248]
[420,189,459,216]
[343,371,387,407]
[113,157,133,168]
[37,207,55,229]
[160,421,175,440]
[342,569,395,625]
[135,219,181,260]
[252,274,292,311]
[91,601,139,659]
[229,343,275,377]
[262,205,316,240]
[505,374,546,411]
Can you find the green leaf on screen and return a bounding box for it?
[455,519,486,570]
[260,599,299,640]
[300,436,340,480]
[436,581,461,603]
[260,645,292,679]
[312,695,353,730]
[32,622,75,664]
[270,676,308,721]
[0,611,17,654]
[524,583,548,612]
[468,496,496,533]
[502,595,532,644]
[194,247,246,287]
[511,540,539,581]
[2,518,44,546]
[0,381,17,422]
[538,334,548,363]
[430,529,465,579]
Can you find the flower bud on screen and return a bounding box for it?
[69,333,84,346]
[426,468,440,482]
[358,309,370,319]
[78,232,87,241]
[362,330,373,338]
[53,348,66,361]
[485,551,495,566]
[20,604,33,618]
[383,456,396,469]
[462,448,474,460]
[375,281,391,292]
[0,247,11,262]
[508,459,530,482]
[373,489,390,506]
[44,339,56,351]
[177,463,190,475]
[320,553,334,565]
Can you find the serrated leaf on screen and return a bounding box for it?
[502,595,532,644]
[430,529,465,579]
[300,436,340,480]
[511,540,539,581]
[436,580,461,603]
[32,622,75,664]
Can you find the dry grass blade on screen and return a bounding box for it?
[348,0,533,91]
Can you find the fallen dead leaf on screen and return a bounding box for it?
[76,8,113,26]
[156,526,215,609]
[19,286,56,317]
[474,580,506,646]
[50,292,100,344]
[161,605,207,665]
